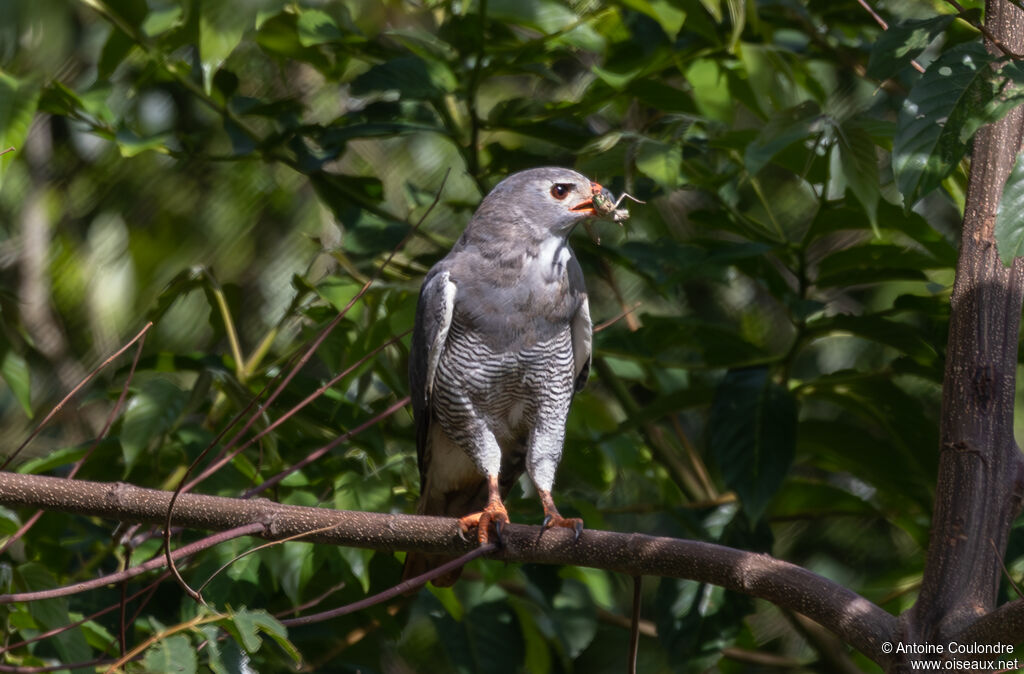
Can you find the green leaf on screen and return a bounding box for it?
[487,0,579,34]
[141,634,197,674]
[16,445,89,474]
[98,28,136,80]
[815,244,943,287]
[350,56,452,100]
[200,625,227,674]
[148,267,205,324]
[433,599,525,674]
[595,316,769,369]
[14,564,91,668]
[635,139,682,190]
[773,477,879,521]
[698,0,722,21]
[798,415,933,517]
[507,596,553,674]
[224,609,262,653]
[655,576,751,670]
[202,625,250,674]
[891,42,1024,207]
[199,0,260,94]
[114,127,170,158]
[296,8,344,46]
[0,74,41,191]
[220,609,299,662]
[620,0,687,39]
[120,378,188,473]
[806,313,939,367]
[0,506,20,536]
[334,471,391,512]
[552,579,598,658]
[104,0,148,28]
[591,64,644,90]
[996,150,1024,265]
[315,277,366,317]
[142,4,184,37]
[709,367,796,522]
[744,100,822,175]
[79,618,118,653]
[866,15,955,80]
[833,120,880,231]
[39,81,113,125]
[799,371,938,501]
[0,348,31,417]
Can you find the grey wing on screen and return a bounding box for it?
[568,256,592,393]
[409,267,457,482]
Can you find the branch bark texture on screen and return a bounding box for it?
[908,0,1024,647]
[0,471,895,666]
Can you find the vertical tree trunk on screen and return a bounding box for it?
[906,0,1024,649]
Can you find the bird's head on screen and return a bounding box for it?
[472,167,603,241]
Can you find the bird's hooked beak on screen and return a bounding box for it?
[569,182,603,215]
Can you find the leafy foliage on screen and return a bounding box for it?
[0,0,1017,671]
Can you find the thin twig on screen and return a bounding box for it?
[594,302,642,333]
[0,322,153,471]
[275,581,348,618]
[191,331,409,493]
[991,538,1024,599]
[0,573,166,655]
[855,0,889,29]
[196,522,344,595]
[945,0,1022,59]
[669,415,717,500]
[0,658,115,672]
[0,523,264,604]
[242,396,410,497]
[0,324,150,557]
[854,0,926,73]
[628,576,642,674]
[280,544,497,627]
[104,611,219,673]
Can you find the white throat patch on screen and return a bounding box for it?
[523,236,571,285]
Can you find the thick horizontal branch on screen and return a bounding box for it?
[0,471,895,665]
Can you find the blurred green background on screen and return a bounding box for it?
[0,0,1014,671]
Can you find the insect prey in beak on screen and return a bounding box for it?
[591,186,645,223]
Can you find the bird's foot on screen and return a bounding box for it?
[458,501,509,546]
[538,490,583,542]
[541,512,584,542]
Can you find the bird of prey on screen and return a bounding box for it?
[404,167,603,586]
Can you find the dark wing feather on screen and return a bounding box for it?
[567,254,592,393]
[409,265,456,483]
[404,264,461,587]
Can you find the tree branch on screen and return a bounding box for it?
[907,0,1024,646]
[0,471,895,665]
[951,597,1024,648]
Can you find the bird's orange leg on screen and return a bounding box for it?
[458,475,509,545]
[539,490,583,541]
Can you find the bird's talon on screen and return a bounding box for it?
[540,506,584,542]
[493,518,505,547]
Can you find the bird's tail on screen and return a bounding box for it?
[401,494,462,588]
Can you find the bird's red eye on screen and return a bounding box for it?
[550,183,572,200]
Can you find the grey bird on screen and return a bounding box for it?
[404,167,602,586]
